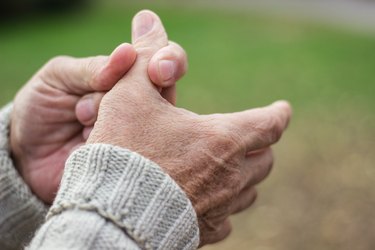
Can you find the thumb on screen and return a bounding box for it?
[132,10,168,62]
[121,10,168,86]
[222,101,292,152]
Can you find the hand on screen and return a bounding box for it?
[10,41,188,204]
[88,10,292,246]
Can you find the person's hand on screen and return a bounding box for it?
[10,41,188,204]
[88,10,292,246]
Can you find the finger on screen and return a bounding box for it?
[199,218,232,246]
[132,10,168,58]
[75,92,105,126]
[148,41,188,88]
[230,186,257,215]
[95,43,137,91]
[42,43,136,94]
[161,85,176,105]
[225,100,292,152]
[82,126,94,141]
[116,10,168,92]
[241,147,274,188]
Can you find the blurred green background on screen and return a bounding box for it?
[1,0,374,249]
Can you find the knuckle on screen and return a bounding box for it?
[203,124,246,181]
[86,55,105,70]
[202,220,232,245]
[214,133,237,153]
[48,55,71,65]
[211,123,245,155]
[256,115,284,144]
[271,115,284,142]
[199,214,232,245]
[167,41,188,73]
[84,56,103,83]
[44,55,71,71]
[136,46,156,62]
[219,220,232,241]
[41,55,73,82]
[236,189,258,213]
[259,149,274,180]
[247,148,274,185]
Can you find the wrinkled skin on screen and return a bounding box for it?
[10,41,188,204]
[88,10,292,246]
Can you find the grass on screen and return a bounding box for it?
[1,2,375,113]
[1,1,374,249]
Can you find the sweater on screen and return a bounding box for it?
[0,104,47,250]
[0,105,199,250]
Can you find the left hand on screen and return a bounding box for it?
[10,41,188,204]
[88,10,292,246]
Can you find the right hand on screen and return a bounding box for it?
[88,10,292,246]
[10,39,187,204]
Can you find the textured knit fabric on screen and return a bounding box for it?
[0,104,48,250]
[28,144,200,250]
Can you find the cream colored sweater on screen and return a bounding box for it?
[0,105,199,250]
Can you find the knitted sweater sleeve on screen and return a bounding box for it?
[28,144,200,250]
[0,104,48,250]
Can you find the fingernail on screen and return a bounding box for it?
[133,12,154,40]
[77,98,95,122]
[159,60,176,82]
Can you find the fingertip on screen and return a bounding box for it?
[273,100,292,116]
[131,9,168,51]
[76,92,104,126]
[133,9,158,23]
[76,97,95,126]
[132,10,158,42]
[95,43,137,91]
[272,100,293,127]
[109,43,137,66]
[149,59,177,88]
[148,42,188,88]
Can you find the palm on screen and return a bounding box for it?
[11,80,85,203]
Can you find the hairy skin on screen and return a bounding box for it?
[88,10,292,246]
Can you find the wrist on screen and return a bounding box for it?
[49,144,200,249]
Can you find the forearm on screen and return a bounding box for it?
[0,104,48,250]
[29,144,199,250]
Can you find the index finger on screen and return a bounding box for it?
[41,43,136,95]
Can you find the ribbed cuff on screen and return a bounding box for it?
[0,104,48,250]
[48,144,199,250]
